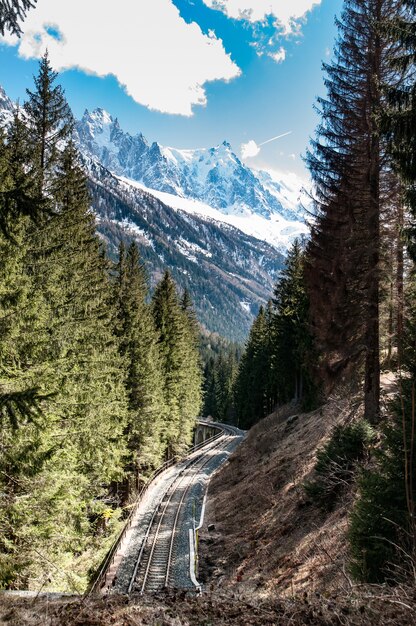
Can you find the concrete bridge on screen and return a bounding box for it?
[194,420,221,446]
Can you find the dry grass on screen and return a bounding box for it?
[199,396,360,598]
[0,588,415,626]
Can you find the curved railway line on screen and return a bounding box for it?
[88,422,244,596]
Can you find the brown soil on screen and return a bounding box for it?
[199,395,365,598]
[1,589,415,625]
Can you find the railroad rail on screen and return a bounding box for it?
[86,421,243,596]
[127,431,233,594]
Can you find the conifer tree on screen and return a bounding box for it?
[115,241,166,488]
[1,61,128,588]
[348,2,416,584]
[0,112,44,236]
[0,126,55,589]
[38,139,128,488]
[305,0,402,422]
[272,241,314,407]
[0,0,36,36]
[24,51,73,195]
[234,306,270,428]
[384,1,416,263]
[152,272,202,456]
[180,289,203,441]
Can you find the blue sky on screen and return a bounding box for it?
[0,0,343,180]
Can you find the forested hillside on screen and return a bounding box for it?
[0,53,203,592]
[3,0,416,622]
[233,0,416,588]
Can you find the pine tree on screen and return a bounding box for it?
[272,241,315,408]
[152,272,202,456]
[234,306,270,429]
[384,1,416,263]
[115,241,166,490]
[0,129,56,590]
[349,276,416,582]
[0,0,36,36]
[1,111,45,237]
[24,50,73,195]
[37,139,128,489]
[348,1,416,584]
[305,0,402,422]
[180,289,203,441]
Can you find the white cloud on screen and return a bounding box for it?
[241,140,260,159]
[241,131,292,160]
[269,46,286,63]
[1,0,241,116]
[202,1,322,33]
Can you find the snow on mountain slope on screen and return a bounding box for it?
[0,86,14,125]
[74,108,310,249]
[118,176,308,253]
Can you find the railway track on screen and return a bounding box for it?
[127,430,235,594]
[86,422,244,596]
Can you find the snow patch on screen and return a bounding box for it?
[118,176,308,253]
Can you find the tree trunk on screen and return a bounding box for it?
[396,201,404,365]
[364,2,381,424]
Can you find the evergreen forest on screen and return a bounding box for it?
[234,0,416,586]
[0,54,203,591]
[3,0,416,604]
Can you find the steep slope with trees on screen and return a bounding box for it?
[0,54,204,592]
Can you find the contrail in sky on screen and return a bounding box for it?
[259,131,293,146]
[241,131,293,159]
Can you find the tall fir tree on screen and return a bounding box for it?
[348,1,416,584]
[115,241,166,492]
[1,59,128,591]
[152,272,202,456]
[305,0,403,422]
[272,241,315,408]
[24,50,73,195]
[180,289,203,442]
[234,305,270,429]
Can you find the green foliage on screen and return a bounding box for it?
[152,271,203,456]
[234,240,316,429]
[114,241,166,486]
[24,50,73,194]
[304,421,374,510]
[349,284,416,583]
[0,58,208,591]
[234,305,273,429]
[272,240,316,409]
[200,334,241,423]
[0,83,130,589]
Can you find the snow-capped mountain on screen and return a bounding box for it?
[0,85,305,338]
[84,155,285,340]
[0,86,14,125]
[74,108,308,251]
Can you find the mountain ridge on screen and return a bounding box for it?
[74,107,308,243]
[0,85,301,339]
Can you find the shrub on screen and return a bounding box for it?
[349,385,416,583]
[304,420,374,510]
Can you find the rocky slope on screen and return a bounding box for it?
[0,85,290,340]
[199,399,359,597]
[85,157,285,340]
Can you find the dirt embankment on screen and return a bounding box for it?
[199,396,364,598]
[1,589,415,626]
